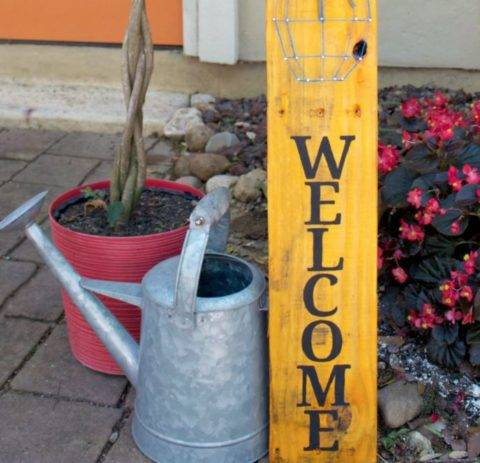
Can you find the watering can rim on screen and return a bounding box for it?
[143,251,267,315]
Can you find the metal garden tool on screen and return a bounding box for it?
[0,188,268,463]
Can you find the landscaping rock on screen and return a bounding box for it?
[206,174,238,193]
[205,131,240,153]
[378,381,424,428]
[173,155,192,178]
[233,169,267,203]
[191,93,215,109]
[188,153,230,182]
[406,431,435,461]
[147,139,177,164]
[164,107,203,139]
[175,176,203,190]
[185,124,214,152]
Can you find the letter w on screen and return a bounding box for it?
[292,136,355,180]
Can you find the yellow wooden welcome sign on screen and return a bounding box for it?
[266,1,378,461]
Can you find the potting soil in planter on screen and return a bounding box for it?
[56,188,197,236]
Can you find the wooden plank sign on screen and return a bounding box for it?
[266,1,378,461]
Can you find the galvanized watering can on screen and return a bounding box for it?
[0,188,268,463]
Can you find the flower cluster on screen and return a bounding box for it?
[379,90,480,368]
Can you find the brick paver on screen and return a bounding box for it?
[13,154,99,187]
[0,159,27,183]
[83,160,113,185]
[8,220,51,264]
[0,318,50,385]
[0,259,36,306]
[0,392,121,463]
[4,267,62,321]
[0,128,65,161]
[47,132,122,160]
[12,324,128,406]
[103,416,152,463]
[0,182,63,256]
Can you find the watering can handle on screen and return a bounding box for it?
[174,187,231,328]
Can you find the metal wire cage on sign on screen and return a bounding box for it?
[273,0,372,83]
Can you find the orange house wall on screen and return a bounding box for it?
[0,0,183,45]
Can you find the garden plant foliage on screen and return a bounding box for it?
[379,92,480,369]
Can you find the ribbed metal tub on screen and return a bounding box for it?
[49,179,203,375]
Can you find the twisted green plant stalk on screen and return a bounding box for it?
[111,0,154,223]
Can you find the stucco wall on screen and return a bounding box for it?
[198,0,480,69]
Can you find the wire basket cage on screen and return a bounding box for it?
[273,0,372,83]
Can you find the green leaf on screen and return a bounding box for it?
[455,184,479,207]
[107,202,124,228]
[381,166,417,207]
[423,235,456,258]
[474,291,480,322]
[402,145,439,174]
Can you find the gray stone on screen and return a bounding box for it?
[104,416,152,463]
[205,131,240,153]
[205,174,238,193]
[175,176,203,190]
[0,318,49,385]
[163,107,203,139]
[12,325,127,406]
[147,139,178,164]
[0,159,27,182]
[147,163,172,179]
[0,259,36,306]
[4,267,62,321]
[47,131,123,160]
[82,161,113,184]
[173,155,192,178]
[0,182,62,256]
[191,93,215,109]
[0,392,121,463]
[13,154,98,187]
[233,169,267,203]
[378,381,424,428]
[406,431,435,461]
[0,129,65,161]
[189,153,230,181]
[185,124,214,152]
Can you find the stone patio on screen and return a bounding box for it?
[0,127,268,463]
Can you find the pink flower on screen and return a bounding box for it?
[392,267,408,284]
[448,166,463,192]
[445,308,463,324]
[464,251,478,275]
[407,188,423,209]
[378,144,400,174]
[432,91,448,108]
[462,164,480,185]
[450,220,461,235]
[402,131,420,149]
[459,285,474,302]
[408,304,443,329]
[399,220,425,242]
[401,98,422,119]
[377,247,384,270]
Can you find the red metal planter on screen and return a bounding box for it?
[49,179,203,375]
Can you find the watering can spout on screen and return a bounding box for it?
[0,191,140,385]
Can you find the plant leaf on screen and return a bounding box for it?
[431,195,469,236]
[432,324,459,345]
[466,323,480,344]
[410,257,456,284]
[469,343,480,366]
[107,202,124,228]
[427,337,466,368]
[381,166,417,207]
[455,143,480,170]
[402,145,439,174]
[455,184,479,207]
